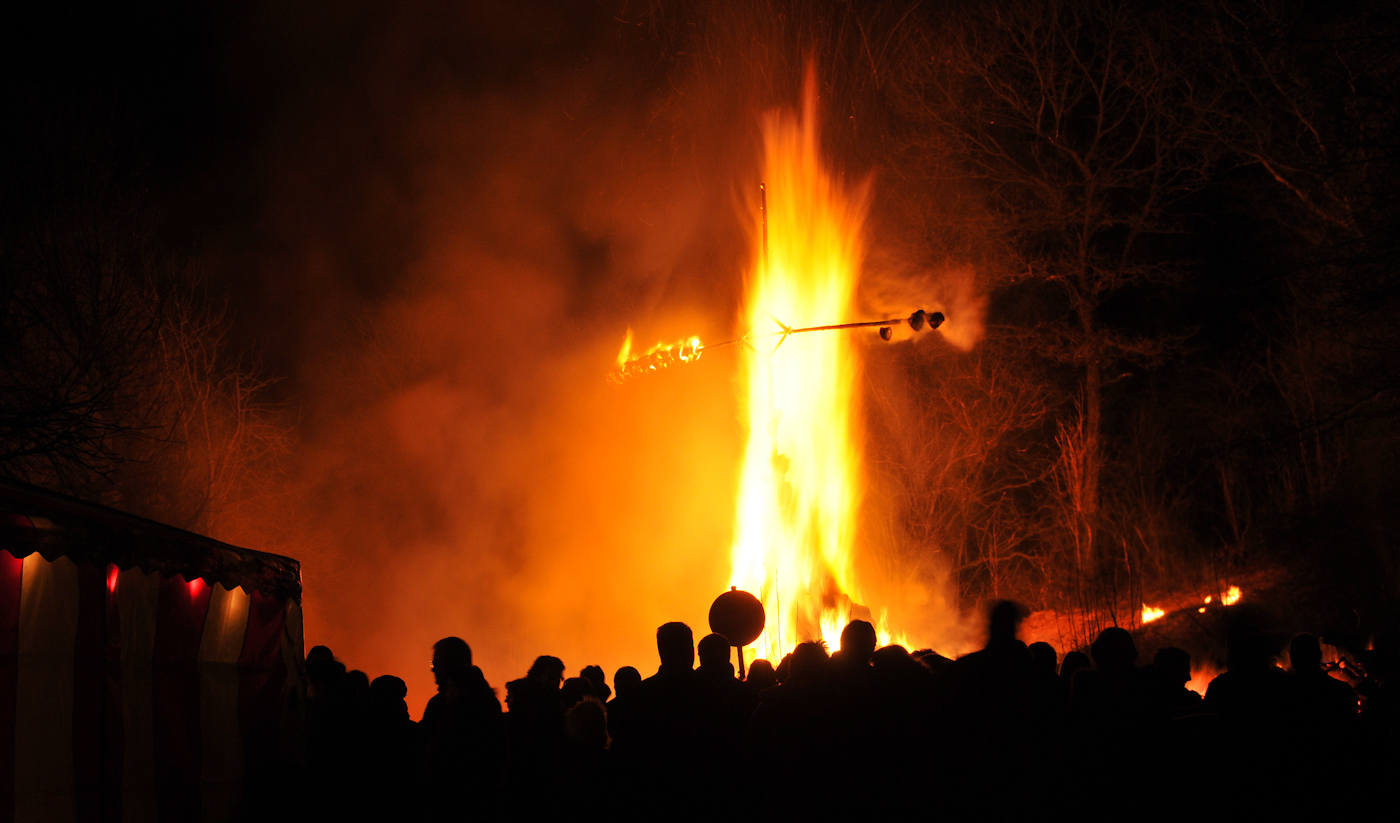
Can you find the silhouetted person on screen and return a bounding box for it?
[697,633,748,700]
[306,645,346,700]
[631,623,723,812]
[304,646,352,819]
[831,620,877,668]
[560,676,594,711]
[1205,625,1290,726]
[1148,647,1202,717]
[870,644,939,797]
[697,632,737,679]
[605,666,642,754]
[565,698,609,749]
[947,601,1055,811]
[826,620,879,806]
[744,659,777,693]
[774,652,793,684]
[1203,624,1291,798]
[580,665,612,702]
[361,675,419,818]
[504,655,567,803]
[343,669,370,716]
[1068,628,1149,726]
[1030,640,1068,708]
[420,637,504,818]
[1288,634,1356,726]
[1065,627,1158,802]
[913,649,954,691]
[747,641,831,813]
[1028,641,1057,676]
[369,675,410,720]
[613,666,642,698]
[1060,650,1091,686]
[1355,629,1400,789]
[696,633,753,751]
[1285,633,1357,781]
[560,698,613,806]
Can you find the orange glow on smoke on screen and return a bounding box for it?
[727,78,902,660]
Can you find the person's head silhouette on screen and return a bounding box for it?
[987,600,1028,645]
[528,655,566,687]
[698,633,732,670]
[1090,627,1138,672]
[1227,623,1271,671]
[370,675,410,722]
[432,637,472,691]
[790,640,830,681]
[1154,647,1192,686]
[1060,650,1091,682]
[839,620,878,665]
[565,698,609,750]
[613,666,641,699]
[1289,633,1323,673]
[561,676,593,709]
[656,622,695,670]
[580,664,611,700]
[306,645,345,697]
[1028,641,1058,675]
[746,659,777,690]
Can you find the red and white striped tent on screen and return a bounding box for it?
[0,479,304,823]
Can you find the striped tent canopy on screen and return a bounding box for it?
[0,479,304,823]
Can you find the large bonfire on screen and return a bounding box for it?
[727,81,900,662]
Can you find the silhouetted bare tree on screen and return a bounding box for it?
[889,0,1225,597]
[0,198,285,531]
[0,208,172,490]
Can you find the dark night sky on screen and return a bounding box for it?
[4,1,699,394]
[2,0,1286,378]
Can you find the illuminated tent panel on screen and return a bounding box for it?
[0,480,304,822]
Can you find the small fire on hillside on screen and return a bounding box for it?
[1142,585,1245,625]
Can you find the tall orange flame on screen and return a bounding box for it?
[728,77,896,662]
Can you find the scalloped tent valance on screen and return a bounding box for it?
[0,478,301,603]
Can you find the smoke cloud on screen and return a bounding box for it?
[194,0,985,713]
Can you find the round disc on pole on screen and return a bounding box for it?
[709,588,765,647]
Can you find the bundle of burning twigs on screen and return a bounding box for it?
[608,309,944,384]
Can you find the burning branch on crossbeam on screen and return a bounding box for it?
[607,309,945,384]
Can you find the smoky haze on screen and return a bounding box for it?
[174,0,980,715]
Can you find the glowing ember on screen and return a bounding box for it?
[727,77,898,661]
[607,328,703,384]
[1141,604,1165,624]
[1222,585,1242,606]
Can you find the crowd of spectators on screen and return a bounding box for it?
[300,602,1398,819]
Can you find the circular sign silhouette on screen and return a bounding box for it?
[708,587,765,647]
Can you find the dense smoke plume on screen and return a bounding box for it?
[174,1,978,711]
